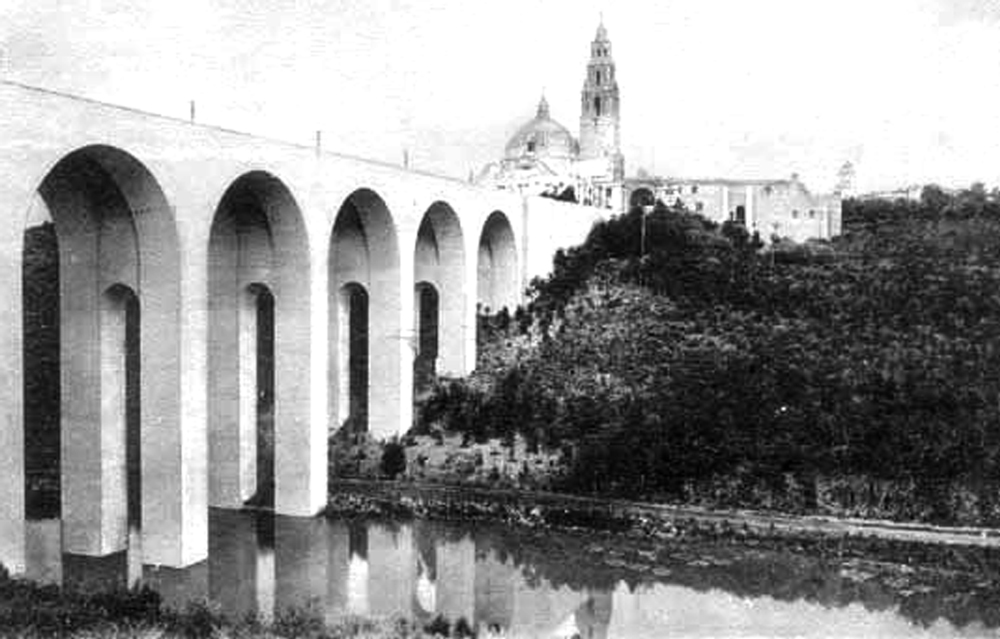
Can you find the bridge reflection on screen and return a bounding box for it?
[22,510,994,638]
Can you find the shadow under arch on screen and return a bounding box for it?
[208,170,315,515]
[477,210,518,315]
[414,200,465,384]
[413,281,439,397]
[22,144,182,565]
[329,188,401,440]
[337,282,369,433]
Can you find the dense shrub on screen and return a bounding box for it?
[418,187,1000,524]
[380,439,408,479]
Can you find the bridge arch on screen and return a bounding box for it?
[414,201,465,390]
[329,188,401,440]
[21,145,181,560]
[208,171,312,513]
[477,210,518,314]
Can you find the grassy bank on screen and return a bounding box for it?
[334,429,1000,529]
[327,478,1000,549]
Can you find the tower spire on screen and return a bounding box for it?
[579,16,621,178]
[596,12,609,42]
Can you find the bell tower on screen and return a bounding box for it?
[579,17,623,179]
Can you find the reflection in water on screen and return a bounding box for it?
[23,509,996,638]
[24,519,61,586]
[126,525,142,588]
[209,509,261,620]
[29,520,146,592]
[346,522,369,615]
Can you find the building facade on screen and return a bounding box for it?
[623,175,843,242]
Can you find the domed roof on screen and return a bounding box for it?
[504,96,579,161]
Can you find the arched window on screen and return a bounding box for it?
[596,70,602,85]
[594,96,602,116]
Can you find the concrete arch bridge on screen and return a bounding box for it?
[0,82,607,572]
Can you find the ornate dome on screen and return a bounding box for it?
[504,96,579,161]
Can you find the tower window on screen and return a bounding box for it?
[594,96,601,116]
[596,70,601,84]
[527,140,536,153]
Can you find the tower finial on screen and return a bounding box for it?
[596,13,608,41]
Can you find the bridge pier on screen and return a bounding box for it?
[0,183,26,574]
[396,244,416,438]
[163,233,210,567]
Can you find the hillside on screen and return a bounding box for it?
[416,187,1000,526]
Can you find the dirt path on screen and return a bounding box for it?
[330,478,1000,548]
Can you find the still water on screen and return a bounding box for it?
[23,510,996,638]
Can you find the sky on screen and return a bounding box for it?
[2,0,1000,193]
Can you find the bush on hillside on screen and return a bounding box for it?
[421,190,1000,523]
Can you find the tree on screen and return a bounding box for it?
[920,184,950,212]
[380,439,407,479]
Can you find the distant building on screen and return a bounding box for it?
[623,174,842,242]
[479,18,842,242]
[476,20,623,210]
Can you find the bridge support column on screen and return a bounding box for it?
[273,239,327,516]
[0,194,25,573]
[61,220,125,557]
[395,249,416,438]
[105,232,209,569]
[463,241,479,374]
[149,238,209,566]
